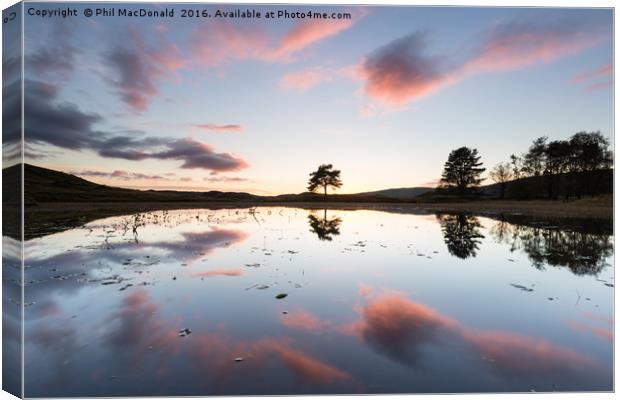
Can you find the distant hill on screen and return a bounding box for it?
[3,164,404,205]
[6,164,610,207]
[357,187,434,200]
[3,164,261,205]
[416,169,613,201]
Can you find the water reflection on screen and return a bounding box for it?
[437,214,485,259]
[490,219,613,275]
[351,290,597,379]
[12,207,613,395]
[308,210,342,241]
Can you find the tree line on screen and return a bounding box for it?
[439,131,612,199]
[305,131,612,201]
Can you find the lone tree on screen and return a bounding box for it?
[489,162,512,199]
[440,147,485,195]
[307,164,342,199]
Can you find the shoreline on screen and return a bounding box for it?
[20,197,613,220]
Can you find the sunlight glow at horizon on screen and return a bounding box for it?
[10,4,613,195]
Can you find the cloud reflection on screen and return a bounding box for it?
[349,291,598,379]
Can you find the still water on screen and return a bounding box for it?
[4,207,614,395]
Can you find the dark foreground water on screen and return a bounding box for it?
[3,207,614,396]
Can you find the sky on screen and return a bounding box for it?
[2,3,614,195]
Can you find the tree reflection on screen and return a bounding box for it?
[490,220,613,275]
[437,214,485,259]
[308,210,342,241]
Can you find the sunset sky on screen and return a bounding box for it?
[5,3,614,195]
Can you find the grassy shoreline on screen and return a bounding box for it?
[3,197,611,240]
[23,196,613,219]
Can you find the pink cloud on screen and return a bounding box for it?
[279,64,363,92]
[190,14,362,67]
[347,292,597,375]
[265,340,352,384]
[360,33,461,105]
[193,124,244,133]
[358,20,606,108]
[568,320,613,342]
[572,63,612,83]
[464,24,602,73]
[192,268,244,278]
[271,17,356,61]
[585,81,613,92]
[279,67,332,91]
[280,310,328,331]
[462,328,594,374]
[189,22,270,66]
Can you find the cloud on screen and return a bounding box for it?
[349,293,597,377]
[193,124,244,133]
[271,16,357,60]
[568,312,613,342]
[585,81,613,92]
[12,80,248,172]
[145,138,249,171]
[26,23,77,81]
[74,170,168,181]
[280,310,329,332]
[189,22,270,66]
[279,64,364,93]
[572,63,612,83]
[265,341,352,384]
[279,67,333,91]
[192,268,244,278]
[355,294,458,364]
[104,290,175,354]
[571,63,613,92]
[359,18,607,107]
[103,27,184,111]
[203,176,250,183]
[361,32,460,105]
[189,13,362,67]
[98,290,353,388]
[463,21,603,73]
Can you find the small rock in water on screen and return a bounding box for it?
[548,297,554,301]
[510,284,533,292]
[178,328,192,337]
[282,311,288,314]
[234,357,244,362]
[275,293,288,299]
[172,276,177,280]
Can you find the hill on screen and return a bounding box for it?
[3,164,399,205]
[3,164,261,205]
[414,169,613,202]
[357,187,434,200]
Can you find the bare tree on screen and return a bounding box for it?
[489,162,512,199]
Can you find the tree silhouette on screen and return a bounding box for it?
[307,210,342,241]
[489,162,512,199]
[307,164,342,199]
[437,214,484,259]
[440,147,485,195]
[489,219,613,276]
[522,136,548,177]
